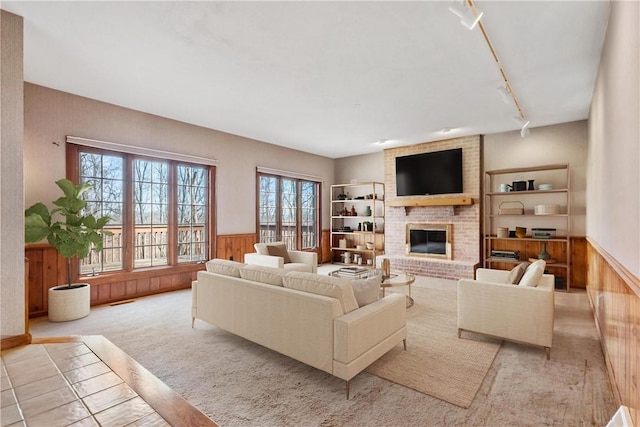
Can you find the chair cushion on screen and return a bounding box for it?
[239,264,287,286]
[351,273,382,307]
[506,262,529,284]
[283,271,359,314]
[205,259,246,277]
[267,244,292,263]
[518,260,546,287]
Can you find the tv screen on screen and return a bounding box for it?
[395,148,463,196]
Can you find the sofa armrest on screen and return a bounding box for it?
[457,275,555,348]
[288,250,318,273]
[333,293,406,364]
[244,253,284,269]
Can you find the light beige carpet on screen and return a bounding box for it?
[366,287,501,408]
[28,277,617,426]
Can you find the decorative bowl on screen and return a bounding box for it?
[365,242,375,250]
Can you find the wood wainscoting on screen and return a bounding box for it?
[25,244,204,318]
[216,233,258,262]
[587,238,640,424]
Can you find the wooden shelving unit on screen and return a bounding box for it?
[330,182,384,267]
[483,164,571,291]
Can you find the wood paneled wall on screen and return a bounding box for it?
[215,234,257,262]
[587,238,639,424]
[25,244,203,318]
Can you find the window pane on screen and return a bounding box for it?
[134,159,169,267]
[259,176,278,243]
[176,164,209,263]
[79,152,124,274]
[281,179,297,249]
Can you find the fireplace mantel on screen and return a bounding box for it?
[385,197,474,207]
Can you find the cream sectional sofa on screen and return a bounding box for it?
[192,259,407,398]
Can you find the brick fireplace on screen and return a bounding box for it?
[382,136,481,280]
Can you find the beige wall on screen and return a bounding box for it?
[334,151,384,185]
[484,120,588,236]
[24,84,336,235]
[587,0,639,277]
[0,11,25,337]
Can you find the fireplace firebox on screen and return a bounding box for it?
[406,223,452,259]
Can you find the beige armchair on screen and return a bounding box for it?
[457,268,555,359]
[244,242,318,273]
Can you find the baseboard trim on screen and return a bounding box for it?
[1,333,32,350]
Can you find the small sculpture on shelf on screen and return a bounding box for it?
[350,205,357,216]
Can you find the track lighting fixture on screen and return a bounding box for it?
[450,0,532,137]
[448,1,483,30]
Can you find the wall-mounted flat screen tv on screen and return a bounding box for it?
[395,148,463,196]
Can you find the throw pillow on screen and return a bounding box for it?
[506,262,529,284]
[518,259,546,287]
[351,273,382,307]
[282,271,359,314]
[267,244,292,264]
[205,259,246,277]
[239,264,286,286]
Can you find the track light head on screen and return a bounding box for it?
[520,120,531,138]
[449,1,483,30]
[497,86,511,104]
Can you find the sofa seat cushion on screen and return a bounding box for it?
[351,274,382,307]
[239,264,287,286]
[518,259,546,287]
[206,259,246,277]
[283,271,359,314]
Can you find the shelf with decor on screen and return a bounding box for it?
[331,182,385,267]
[483,164,571,291]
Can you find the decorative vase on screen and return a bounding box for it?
[528,179,535,190]
[537,242,552,260]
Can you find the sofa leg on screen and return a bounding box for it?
[545,347,550,360]
[403,339,407,351]
[191,317,195,328]
[346,380,350,400]
[458,328,462,338]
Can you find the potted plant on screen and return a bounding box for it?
[25,179,112,321]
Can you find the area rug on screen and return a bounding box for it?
[365,287,501,408]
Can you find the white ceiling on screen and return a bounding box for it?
[3,1,610,159]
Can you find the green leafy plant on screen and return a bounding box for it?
[25,179,112,288]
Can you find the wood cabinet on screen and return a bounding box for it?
[330,182,384,267]
[483,164,571,291]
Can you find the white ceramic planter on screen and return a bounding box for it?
[48,284,90,322]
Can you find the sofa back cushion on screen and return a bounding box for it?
[239,264,287,286]
[351,273,382,306]
[506,262,529,284]
[205,259,246,277]
[518,259,546,287]
[283,271,359,314]
[266,244,292,264]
